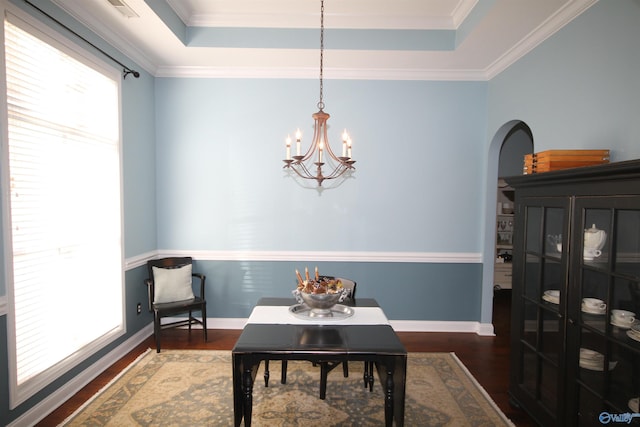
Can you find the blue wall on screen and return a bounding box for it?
[154,79,487,253]
[193,259,482,321]
[488,0,640,162]
[153,77,488,329]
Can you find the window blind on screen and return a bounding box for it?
[4,16,124,407]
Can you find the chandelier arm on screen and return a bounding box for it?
[291,160,317,181]
[321,133,346,163]
[323,163,350,180]
[299,142,316,162]
[291,163,325,185]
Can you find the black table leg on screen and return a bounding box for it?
[243,366,254,426]
[385,366,394,427]
[232,354,242,427]
[363,361,369,388]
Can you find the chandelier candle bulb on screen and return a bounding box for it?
[286,135,291,160]
[295,129,301,156]
[347,138,352,158]
[342,130,348,157]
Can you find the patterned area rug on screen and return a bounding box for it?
[61,350,514,426]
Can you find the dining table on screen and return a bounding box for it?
[232,297,407,426]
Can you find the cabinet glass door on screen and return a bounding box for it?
[571,197,640,426]
[512,198,569,425]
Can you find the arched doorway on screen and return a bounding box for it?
[495,122,534,290]
[481,120,535,334]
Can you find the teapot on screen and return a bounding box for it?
[584,224,607,250]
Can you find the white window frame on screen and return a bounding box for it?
[0,4,126,408]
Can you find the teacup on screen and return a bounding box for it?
[612,309,635,325]
[582,297,606,311]
[584,248,602,260]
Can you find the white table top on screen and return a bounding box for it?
[246,305,390,326]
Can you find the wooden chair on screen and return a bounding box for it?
[264,278,357,399]
[145,257,207,352]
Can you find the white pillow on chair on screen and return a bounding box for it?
[152,264,195,303]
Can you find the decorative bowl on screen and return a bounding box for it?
[292,287,348,317]
[292,269,348,316]
[296,289,346,308]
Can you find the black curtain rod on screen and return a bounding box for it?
[23,0,140,79]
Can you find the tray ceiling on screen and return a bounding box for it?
[49,0,597,80]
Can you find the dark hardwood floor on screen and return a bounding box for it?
[37,290,537,426]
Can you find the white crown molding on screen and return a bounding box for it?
[486,0,597,79]
[49,0,597,81]
[167,0,478,30]
[151,0,598,81]
[154,65,488,81]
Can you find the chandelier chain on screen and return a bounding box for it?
[318,0,324,110]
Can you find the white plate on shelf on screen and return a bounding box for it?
[582,305,606,315]
[627,330,640,342]
[542,290,559,304]
[629,397,639,413]
[579,358,617,371]
[611,319,635,329]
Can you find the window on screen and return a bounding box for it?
[2,12,124,408]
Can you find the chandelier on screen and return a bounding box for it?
[282,0,356,187]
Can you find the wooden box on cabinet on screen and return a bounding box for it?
[506,159,640,427]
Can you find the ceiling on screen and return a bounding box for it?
[49,0,597,80]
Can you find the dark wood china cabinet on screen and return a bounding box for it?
[506,159,640,426]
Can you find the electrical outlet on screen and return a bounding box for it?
[136,303,142,314]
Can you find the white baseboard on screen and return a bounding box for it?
[169,317,496,336]
[390,320,495,336]
[8,324,153,427]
